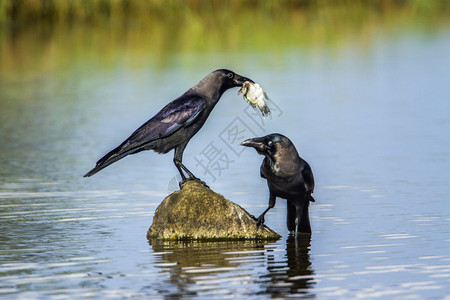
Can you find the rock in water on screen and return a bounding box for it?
[147,180,281,240]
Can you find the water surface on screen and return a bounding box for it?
[1,12,450,299]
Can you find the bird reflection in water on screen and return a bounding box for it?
[148,237,314,298]
[262,235,315,297]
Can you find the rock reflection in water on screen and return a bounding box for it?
[149,237,314,297]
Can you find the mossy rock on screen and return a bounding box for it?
[147,180,281,240]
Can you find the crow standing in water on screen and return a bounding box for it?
[241,133,315,238]
[84,69,254,187]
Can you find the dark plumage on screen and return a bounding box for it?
[84,69,254,186]
[241,133,315,238]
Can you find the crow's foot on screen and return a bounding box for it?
[178,177,209,189]
[255,215,265,227]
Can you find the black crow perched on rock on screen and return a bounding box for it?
[84,69,254,187]
[241,133,315,238]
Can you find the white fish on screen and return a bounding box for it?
[238,81,271,117]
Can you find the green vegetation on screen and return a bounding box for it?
[0,0,449,24]
[1,0,449,76]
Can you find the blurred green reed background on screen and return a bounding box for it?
[1,0,449,76]
[1,0,449,23]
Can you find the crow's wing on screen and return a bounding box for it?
[301,161,315,194]
[127,95,206,145]
[84,95,205,177]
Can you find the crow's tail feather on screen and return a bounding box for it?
[84,150,125,177]
[83,141,142,177]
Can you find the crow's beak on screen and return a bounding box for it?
[234,73,255,86]
[241,137,266,154]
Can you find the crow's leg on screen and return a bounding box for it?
[287,201,297,232]
[256,193,276,227]
[293,201,306,239]
[173,146,208,188]
[178,162,197,179]
[174,160,187,181]
[174,160,205,188]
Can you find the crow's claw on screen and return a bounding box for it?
[255,215,265,227]
[179,177,209,189]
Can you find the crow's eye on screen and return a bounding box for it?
[227,72,234,79]
[267,140,273,147]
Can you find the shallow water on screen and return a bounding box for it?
[1,19,450,299]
